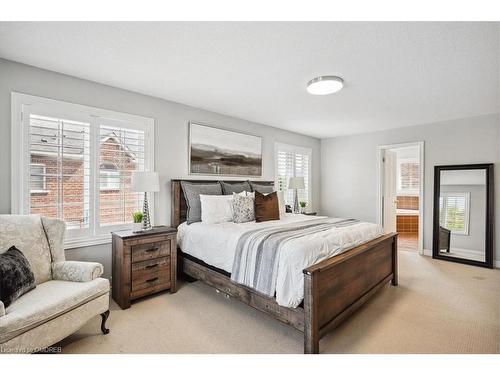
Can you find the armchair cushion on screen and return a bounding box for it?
[52,261,103,282]
[0,278,110,343]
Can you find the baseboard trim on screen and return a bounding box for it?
[422,249,500,269]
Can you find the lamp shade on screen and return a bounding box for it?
[131,171,160,192]
[288,176,305,190]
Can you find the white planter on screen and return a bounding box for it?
[133,222,142,232]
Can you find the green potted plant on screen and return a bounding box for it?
[132,211,143,232]
[299,201,307,214]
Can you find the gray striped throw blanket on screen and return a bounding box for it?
[231,218,359,297]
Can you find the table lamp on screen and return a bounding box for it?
[131,171,159,230]
[288,176,305,214]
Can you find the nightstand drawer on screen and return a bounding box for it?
[131,240,171,262]
[131,256,171,292]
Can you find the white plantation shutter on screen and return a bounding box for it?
[397,159,420,194]
[275,143,312,207]
[277,149,295,204]
[295,152,310,204]
[28,114,92,238]
[98,122,145,228]
[439,193,470,235]
[13,93,154,248]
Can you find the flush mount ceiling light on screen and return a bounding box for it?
[306,76,344,95]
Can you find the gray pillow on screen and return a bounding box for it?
[181,181,222,224]
[232,193,255,223]
[250,182,274,194]
[220,181,251,195]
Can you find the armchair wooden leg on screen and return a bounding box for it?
[100,310,110,335]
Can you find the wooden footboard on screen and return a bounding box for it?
[178,233,397,354]
[303,233,398,353]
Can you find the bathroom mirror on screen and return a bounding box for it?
[433,164,494,268]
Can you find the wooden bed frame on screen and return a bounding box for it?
[171,179,398,354]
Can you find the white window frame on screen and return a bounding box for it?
[439,192,470,235]
[11,92,155,249]
[396,157,420,196]
[274,142,313,208]
[29,163,47,193]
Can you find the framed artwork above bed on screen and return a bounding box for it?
[188,122,263,177]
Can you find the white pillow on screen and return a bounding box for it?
[200,195,234,224]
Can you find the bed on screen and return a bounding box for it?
[171,179,398,354]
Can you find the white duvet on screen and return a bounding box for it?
[177,214,383,308]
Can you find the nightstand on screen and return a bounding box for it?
[111,226,177,309]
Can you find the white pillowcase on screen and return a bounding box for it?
[200,195,234,224]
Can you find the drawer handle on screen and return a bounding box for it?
[145,264,159,269]
[145,247,159,253]
[146,277,159,283]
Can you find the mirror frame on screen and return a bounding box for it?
[432,163,494,268]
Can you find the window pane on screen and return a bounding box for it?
[440,194,468,233]
[400,162,420,192]
[99,125,144,226]
[29,115,91,230]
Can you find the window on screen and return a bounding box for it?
[397,158,420,195]
[439,192,470,235]
[275,142,312,207]
[12,93,154,248]
[30,163,47,192]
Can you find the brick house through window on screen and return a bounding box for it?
[29,115,143,229]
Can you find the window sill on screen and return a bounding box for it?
[64,235,112,250]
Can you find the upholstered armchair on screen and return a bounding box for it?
[0,215,110,353]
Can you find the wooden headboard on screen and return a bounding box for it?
[171,179,274,228]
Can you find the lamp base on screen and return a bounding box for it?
[293,189,300,214]
[142,192,152,230]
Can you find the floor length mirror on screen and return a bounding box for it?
[433,164,494,268]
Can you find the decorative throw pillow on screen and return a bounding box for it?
[220,181,252,195]
[0,246,36,308]
[254,191,280,222]
[181,181,222,224]
[250,182,274,194]
[200,194,234,224]
[232,193,255,223]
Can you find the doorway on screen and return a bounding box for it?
[377,142,424,254]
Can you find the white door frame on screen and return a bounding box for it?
[376,141,425,255]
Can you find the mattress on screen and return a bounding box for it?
[177,214,383,308]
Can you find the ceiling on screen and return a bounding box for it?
[0,22,498,139]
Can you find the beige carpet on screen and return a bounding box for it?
[57,251,500,354]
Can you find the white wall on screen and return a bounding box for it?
[320,114,500,262]
[0,59,321,278]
